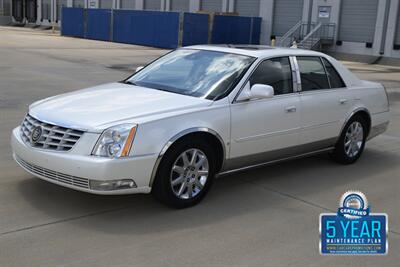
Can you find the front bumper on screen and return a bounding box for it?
[11,127,156,195]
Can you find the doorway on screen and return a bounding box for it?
[12,0,37,23]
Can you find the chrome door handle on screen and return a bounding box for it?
[339,99,348,105]
[285,106,297,113]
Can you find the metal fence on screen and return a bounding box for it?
[61,7,262,49]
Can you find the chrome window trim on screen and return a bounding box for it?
[297,87,349,96]
[290,56,302,92]
[320,56,332,89]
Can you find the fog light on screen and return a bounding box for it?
[90,179,137,191]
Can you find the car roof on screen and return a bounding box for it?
[185,44,327,58]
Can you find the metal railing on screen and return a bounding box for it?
[278,21,336,50]
[278,21,318,47]
[297,23,336,50]
[278,21,302,47]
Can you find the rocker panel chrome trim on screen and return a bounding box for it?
[218,147,334,177]
[222,137,336,171]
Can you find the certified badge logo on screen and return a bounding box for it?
[338,191,369,219]
[320,191,388,255]
[30,126,42,144]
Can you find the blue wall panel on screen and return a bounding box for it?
[113,10,180,48]
[61,7,84,38]
[182,13,209,46]
[86,9,112,41]
[251,17,262,44]
[211,15,261,45]
[212,15,251,44]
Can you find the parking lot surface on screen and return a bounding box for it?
[0,27,399,267]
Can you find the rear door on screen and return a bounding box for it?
[295,56,352,150]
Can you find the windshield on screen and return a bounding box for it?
[125,49,255,100]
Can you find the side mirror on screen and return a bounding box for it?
[250,84,274,99]
[236,82,274,101]
[136,66,144,72]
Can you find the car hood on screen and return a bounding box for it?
[29,82,211,131]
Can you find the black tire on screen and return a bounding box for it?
[151,138,216,209]
[331,115,368,164]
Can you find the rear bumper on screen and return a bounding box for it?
[367,122,389,141]
[11,127,156,195]
[368,111,390,141]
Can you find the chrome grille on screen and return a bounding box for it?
[15,155,90,189]
[20,114,84,151]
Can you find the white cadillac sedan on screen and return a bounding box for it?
[11,45,390,208]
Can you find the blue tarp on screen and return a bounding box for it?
[61,7,84,38]
[85,9,112,41]
[211,15,262,45]
[113,10,180,48]
[182,13,209,46]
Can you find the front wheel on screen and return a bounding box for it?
[331,115,367,164]
[152,139,216,208]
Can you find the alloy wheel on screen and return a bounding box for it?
[170,148,209,200]
[344,121,364,158]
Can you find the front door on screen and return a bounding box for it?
[228,57,301,170]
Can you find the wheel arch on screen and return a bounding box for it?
[339,107,372,140]
[149,128,226,187]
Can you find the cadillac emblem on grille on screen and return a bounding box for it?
[30,126,42,144]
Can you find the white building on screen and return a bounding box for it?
[2,0,400,61]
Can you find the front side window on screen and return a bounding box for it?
[249,57,293,95]
[297,56,330,91]
[126,49,255,100]
[322,58,346,88]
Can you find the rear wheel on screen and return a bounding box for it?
[331,115,367,164]
[152,139,216,208]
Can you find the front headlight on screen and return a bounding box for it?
[92,124,137,158]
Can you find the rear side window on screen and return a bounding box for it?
[297,57,330,91]
[322,58,346,88]
[249,57,293,95]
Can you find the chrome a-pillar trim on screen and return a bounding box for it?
[149,127,226,187]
